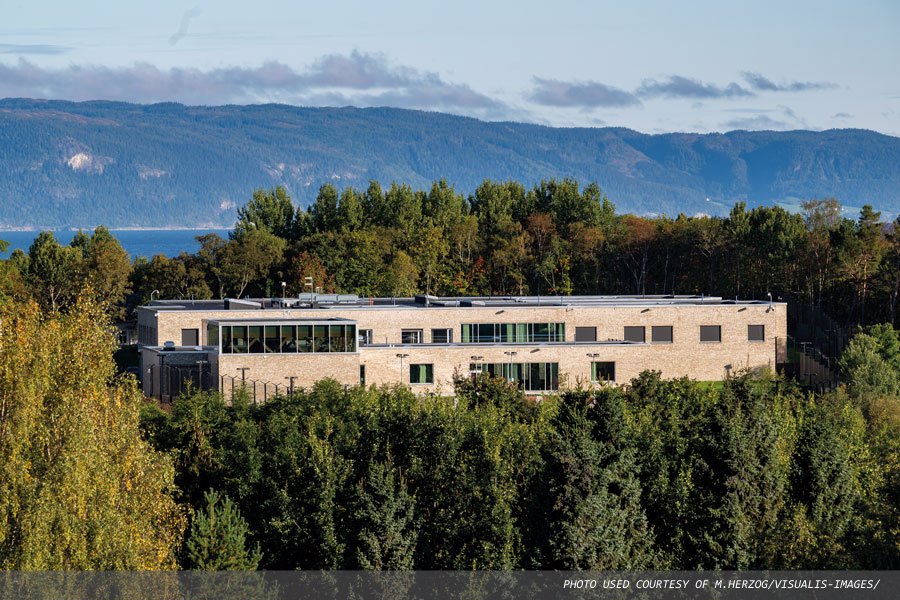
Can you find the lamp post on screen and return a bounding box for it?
[396,353,409,384]
[586,352,600,401]
[503,351,517,385]
[281,281,287,302]
[286,376,298,396]
[470,354,484,384]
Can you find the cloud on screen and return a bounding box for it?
[0,44,70,55]
[742,72,837,92]
[721,114,790,130]
[637,75,753,99]
[721,104,807,131]
[528,77,640,108]
[169,7,201,46]
[0,53,512,118]
[833,112,853,119]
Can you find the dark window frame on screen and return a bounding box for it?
[431,328,453,344]
[624,326,646,343]
[409,363,434,384]
[651,326,673,344]
[700,325,721,343]
[748,324,765,342]
[401,329,423,344]
[591,361,616,382]
[575,326,597,342]
[181,328,199,346]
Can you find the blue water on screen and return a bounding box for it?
[0,229,233,259]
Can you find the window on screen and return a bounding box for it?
[748,324,765,342]
[591,361,615,382]
[264,326,280,353]
[222,326,233,353]
[314,325,329,352]
[297,325,313,352]
[181,328,199,346]
[700,325,721,343]
[431,328,452,343]
[360,364,366,386]
[217,322,356,354]
[281,325,297,352]
[248,326,264,353]
[206,323,218,348]
[402,329,423,344]
[465,362,559,391]
[231,326,248,353]
[652,326,673,343]
[460,322,565,343]
[359,329,373,346]
[409,363,433,384]
[624,326,646,342]
[575,326,597,342]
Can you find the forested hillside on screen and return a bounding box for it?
[2,98,899,227]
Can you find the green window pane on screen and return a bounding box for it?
[207,323,219,349]
[409,363,433,384]
[346,325,357,352]
[231,326,248,354]
[222,326,232,353]
[314,325,328,352]
[265,325,279,353]
[461,324,472,343]
[281,325,297,352]
[297,325,313,353]
[248,326,264,353]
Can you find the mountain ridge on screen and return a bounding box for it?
[2,98,899,228]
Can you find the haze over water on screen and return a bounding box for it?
[0,229,232,259]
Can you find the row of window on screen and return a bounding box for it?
[461,323,566,343]
[139,324,157,345]
[579,324,765,344]
[209,324,358,354]
[361,323,765,346]
[470,362,560,392]
[385,360,614,387]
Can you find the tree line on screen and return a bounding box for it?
[1,283,899,570]
[3,180,899,329]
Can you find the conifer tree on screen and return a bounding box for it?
[185,490,261,570]
[351,460,418,570]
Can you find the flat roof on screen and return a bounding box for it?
[142,294,780,313]
[207,317,355,325]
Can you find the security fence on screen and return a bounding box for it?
[145,364,296,403]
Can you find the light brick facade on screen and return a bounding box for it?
[137,295,787,397]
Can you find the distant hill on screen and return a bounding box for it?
[1,98,899,228]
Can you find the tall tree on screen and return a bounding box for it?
[235,186,298,240]
[0,297,184,568]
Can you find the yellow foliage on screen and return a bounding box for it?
[0,294,185,569]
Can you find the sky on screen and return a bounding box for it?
[2,0,899,135]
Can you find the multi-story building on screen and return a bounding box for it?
[137,294,787,400]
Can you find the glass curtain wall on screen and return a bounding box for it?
[216,323,357,354]
[468,362,559,391]
[461,323,565,343]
